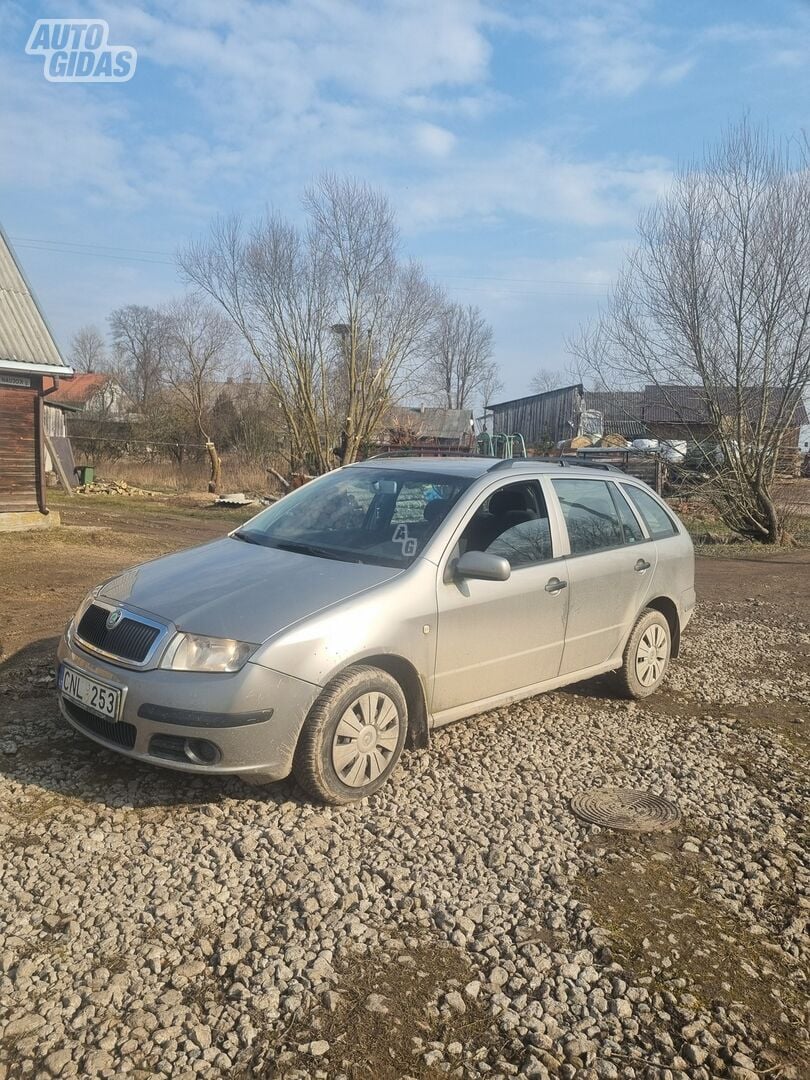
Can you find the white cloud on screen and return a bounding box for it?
[525,2,695,99]
[0,57,140,207]
[100,0,493,108]
[412,123,456,158]
[701,19,810,70]
[398,141,671,231]
[44,0,496,209]
[1,1,679,228]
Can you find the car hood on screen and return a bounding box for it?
[99,537,401,644]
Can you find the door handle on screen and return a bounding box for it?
[545,577,567,594]
[634,558,651,573]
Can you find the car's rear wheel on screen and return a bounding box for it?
[616,608,672,698]
[293,664,408,804]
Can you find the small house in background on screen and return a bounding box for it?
[0,224,72,530]
[42,372,133,477]
[45,371,131,418]
[377,405,474,453]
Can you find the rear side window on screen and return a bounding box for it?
[622,485,678,539]
[552,479,623,555]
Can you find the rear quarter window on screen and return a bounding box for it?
[622,485,678,539]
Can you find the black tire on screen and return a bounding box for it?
[292,664,408,804]
[615,607,672,699]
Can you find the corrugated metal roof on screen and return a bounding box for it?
[586,390,645,420]
[488,383,583,410]
[643,384,808,427]
[586,385,807,430]
[0,224,68,371]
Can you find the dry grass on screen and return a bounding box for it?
[93,457,281,495]
[672,488,810,554]
[0,525,159,553]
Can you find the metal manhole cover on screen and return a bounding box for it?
[570,788,681,832]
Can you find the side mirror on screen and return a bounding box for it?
[455,550,511,582]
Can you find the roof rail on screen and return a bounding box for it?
[487,455,625,474]
[364,449,476,460]
[558,455,624,473]
[486,457,533,472]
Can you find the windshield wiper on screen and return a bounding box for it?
[231,530,266,546]
[272,540,361,563]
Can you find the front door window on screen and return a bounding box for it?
[458,480,552,567]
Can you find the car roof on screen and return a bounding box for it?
[347,455,637,481]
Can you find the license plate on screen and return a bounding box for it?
[59,664,122,721]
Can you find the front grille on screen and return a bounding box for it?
[65,701,137,749]
[76,604,161,663]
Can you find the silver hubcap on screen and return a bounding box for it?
[636,623,668,687]
[331,692,400,788]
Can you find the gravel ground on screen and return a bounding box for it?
[0,593,808,1079]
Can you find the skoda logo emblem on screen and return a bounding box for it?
[106,609,124,630]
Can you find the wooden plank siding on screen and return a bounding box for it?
[489,385,585,448]
[0,381,41,512]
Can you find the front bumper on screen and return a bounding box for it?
[56,635,321,781]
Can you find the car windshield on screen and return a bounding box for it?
[233,467,473,568]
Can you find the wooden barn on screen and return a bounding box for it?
[487,384,585,448]
[0,225,72,530]
[490,383,808,451]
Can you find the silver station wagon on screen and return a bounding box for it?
[58,458,695,803]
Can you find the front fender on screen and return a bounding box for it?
[250,560,438,689]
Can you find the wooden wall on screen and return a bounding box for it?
[0,380,41,513]
[490,386,584,447]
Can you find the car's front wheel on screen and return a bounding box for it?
[293,664,408,804]
[616,607,672,698]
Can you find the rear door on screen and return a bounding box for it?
[620,481,694,613]
[548,477,657,676]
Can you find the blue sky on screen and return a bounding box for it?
[1,0,809,400]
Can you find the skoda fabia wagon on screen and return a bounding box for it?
[58,457,695,803]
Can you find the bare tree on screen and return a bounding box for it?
[425,302,497,410]
[479,363,504,413]
[179,176,442,473]
[310,176,442,464]
[572,121,810,544]
[163,296,235,492]
[530,367,580,394]
[109,305,171,408]
[69,325,107,373]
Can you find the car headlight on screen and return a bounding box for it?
[160,633,257,673]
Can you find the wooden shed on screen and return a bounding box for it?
[488,384,585,448]
[0,225,72,530]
